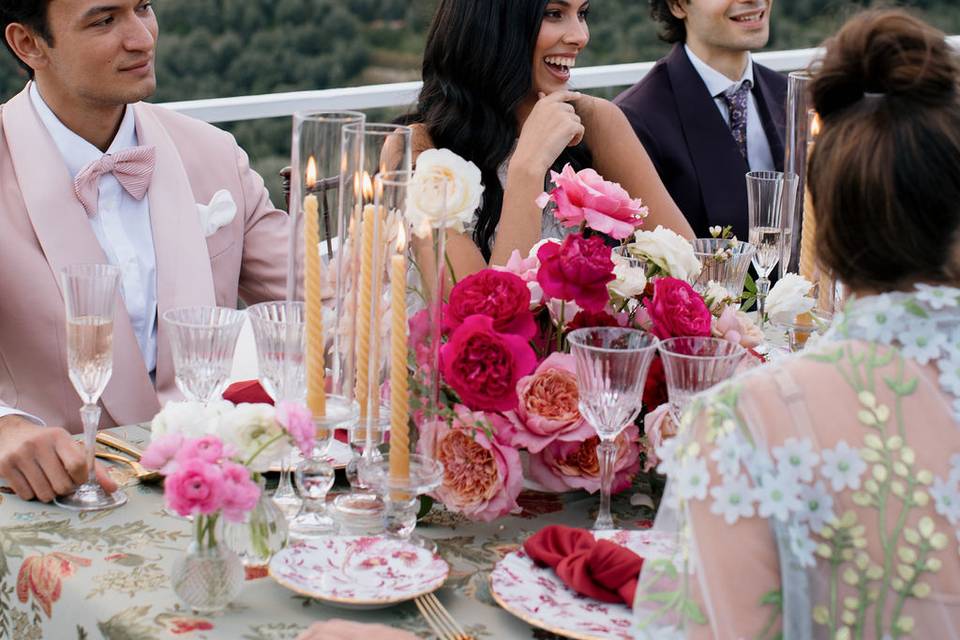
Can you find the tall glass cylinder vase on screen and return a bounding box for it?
[783,71,813,279]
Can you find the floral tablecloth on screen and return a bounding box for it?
[0,424,659,640]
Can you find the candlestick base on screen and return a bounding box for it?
[358,454,444,552]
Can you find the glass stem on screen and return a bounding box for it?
[595,439,618,530]
[80,403,101,486]
[275,458,295,499]
[756,276,771,330]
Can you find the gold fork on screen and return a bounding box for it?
[95,450,161,484]
[414,592,471,640]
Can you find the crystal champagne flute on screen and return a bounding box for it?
[55,264,126,511]
[747,171,798,329]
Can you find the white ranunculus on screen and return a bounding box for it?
[628,225,702,282]
[703,280,734,314]
[609,251,648,298]
[766,273,816,324]
[406,149,483,239]
[216,403,289,471]
[151,400,233,440]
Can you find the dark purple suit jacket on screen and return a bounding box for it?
[614,44,787,240]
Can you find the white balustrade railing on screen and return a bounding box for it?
[161,40,960,124]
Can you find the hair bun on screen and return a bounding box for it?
[811,9,958,118]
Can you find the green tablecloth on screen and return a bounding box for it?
[0,425,658,640]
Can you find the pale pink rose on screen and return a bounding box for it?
[641,404,678,472]
[508,353,593,453]
[164,458,225,517]
[276,401,316,457]
[176,435,228,466]
[494,250,543,306]
[528,425,641,494]
[219,461,261,523]
[141,432,184,475]
[711,305,764,349]
[417,407,522,522]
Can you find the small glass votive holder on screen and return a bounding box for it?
[779,310,833,352]
[289,458,336,540]
[331,493,386,536]
[358,454,443,550]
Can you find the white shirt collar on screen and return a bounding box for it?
[684,45,755,98]
[28,81,139,179]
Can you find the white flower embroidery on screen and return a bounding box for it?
[710,432,751,478]
[787,524,818,568]
[755,472,804,521]
[930,476,960,526]
[820,441,868,492]
[773,437,820,483]
[938,352,960,397]
[709,474,756,525]
[798,481,835,533]
[896,321,946,365]
[655,438,682,477]
[950,453,960,485]
[676,456,710,502]
[915,283,959,310]
[853,295,904,343]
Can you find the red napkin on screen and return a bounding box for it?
[221,380,349,443]
[523,525,643,606]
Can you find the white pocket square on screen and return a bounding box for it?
[197,189,237,237]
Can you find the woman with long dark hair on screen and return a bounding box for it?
[408,0,693,277]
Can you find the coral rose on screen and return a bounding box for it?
[528,425,641,494]
[444,269,537,339]
[537,234,615,313]
[441,314,537,412]
[644,277,712,340]
[417,407,522,521]
[507,353,594,453]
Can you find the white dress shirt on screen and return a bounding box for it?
[684,45,776,172]
[0,86,159,425]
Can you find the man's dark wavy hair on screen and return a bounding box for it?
[0,0,53,77]
[407,0,592,261]
[649,0,687,44]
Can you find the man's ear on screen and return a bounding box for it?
[4,23,50,74]
[667,0,688,21]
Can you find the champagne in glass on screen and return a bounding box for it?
[748,225,783,278]
[56,264,126,512]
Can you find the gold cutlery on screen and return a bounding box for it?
[414,592,472,640]
[96,431,145,460]
[95,450,161,484]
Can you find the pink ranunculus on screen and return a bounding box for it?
[141,432,184,475]
[276,401,316,457]
[644,277,712,339]
[444,270,537,339]
[441,314,537,412]
[417,407,522,522]
[528,425,641,494]
[711,305,764,349]
[164,458,226,517]
[536,164,649,240]
[408,308,435,373]
[641,404,678,472]
[508,353,594,453]
[536,234,615,313]
[219,461,261,523]
[175,435,228,466]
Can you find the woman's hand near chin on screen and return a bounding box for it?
[512,90,586,177]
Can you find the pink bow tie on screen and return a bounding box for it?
[73,146,156,217]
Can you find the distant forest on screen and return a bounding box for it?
[1,0,958,201]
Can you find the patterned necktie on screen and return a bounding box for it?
[73,146,156,217]
[721,79,752,163]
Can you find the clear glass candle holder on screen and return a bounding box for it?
[358,454,443,550]
[331,492,386,536]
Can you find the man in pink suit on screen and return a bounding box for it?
[0,0,289,501]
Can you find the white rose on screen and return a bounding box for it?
[703,280,734,314]
[628,225,702,282]
[151,400,233,440]
[216,403,289,471]
[406,149,483,239]
[766,273,815,324]
[608,251,648,298]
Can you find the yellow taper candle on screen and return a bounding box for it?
[798,112,821,284]
[389,224,410,488]
[304,157,326,416]
[355,175,376,424]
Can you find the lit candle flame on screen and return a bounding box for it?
[306,156,318,190]
[362,172,374,202]
[810,113,822,138]
[396,223,407,253]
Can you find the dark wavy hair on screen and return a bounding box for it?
[0,0,53,76]
[410,0,592,260]
[649,0,687,44]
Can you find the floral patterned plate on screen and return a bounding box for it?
[268,438,353,473]
[490,529,675,640]
[268,536,449,609]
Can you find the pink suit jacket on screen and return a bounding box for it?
[0,85,289,432]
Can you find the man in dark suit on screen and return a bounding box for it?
[614,0,786,240]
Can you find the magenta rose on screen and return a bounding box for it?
[441,314,537,412]
[164,458,225,517]
[528,424,641,494]
[536,164,649,240]
[417,407,522,522]
[444,269,536,339]
[643,277,712,339]
[536,234,615,313]
[507,353,594,453]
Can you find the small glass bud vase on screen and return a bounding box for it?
[218,477,289,566]
[171,515,243,614]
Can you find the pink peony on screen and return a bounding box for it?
[566,309,624,331]
[141,432,184,475]
[495,249,539,283]
[507,353,594,453]
[219,461,261,523]
[536,164,649,240]
[712,306,764,349]
[441,314,537,412]
[176,435,228,465]
[537,234,615,313]
[417,407,522,522]
[528,425,641,494]
[644,277,712,339]
[164,458,226,517]
[276,401,316,457]
[641,404,678,472]
[444,270,537,339]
